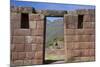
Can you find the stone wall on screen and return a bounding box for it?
[64,10,95,62]
[11,6,45,66]
[10,6,95,66]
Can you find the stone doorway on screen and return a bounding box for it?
[44,16,65,64]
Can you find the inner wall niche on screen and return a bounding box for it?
[45,17,65,64]
[21,13,29,29]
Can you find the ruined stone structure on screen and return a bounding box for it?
[10,6,95,66]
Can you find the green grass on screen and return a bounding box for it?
[45,54,64,60]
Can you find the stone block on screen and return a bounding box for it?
[11,13,21,21]
[78,35,95,42]
[80,42,95,49]
[32,44,37,51]
[75,29,95,35]
[11,52,18,60]
[89,49,95,56]
[64,14,78,29]
[72,50,81,57]
[73,57,81,62]
[15,44,25,52]
[66,50,73,61]
[83,22,95,29]
[67,42,80,49]
[12,36,25,44]
[81,49,89,56]
[18,52,25,60]
[13,60,24,66]
[13,29,31,36]
[11,20,20,29]
[11,44,15,51]
[76,9,95,15]
[65,29,75,35]
[89,56,95,61]
[34,51,43,59]
[23,60,32,65]
[36,36,43,44]
[36,21,44,29]
[32,59,43,64]
[31,29,43,36]
[29,14,44,21]
[25,52,34,60]
[25,36,36,44]
[66,35,79,42]
[25,45,32,52]
[84,14,95,22]
[35,44,43,51]
[80,57,90,62]
[29,21,37,29]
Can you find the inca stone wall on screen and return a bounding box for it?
[64,9,95,62]
[11,6,44,66]
[10,6,95,66]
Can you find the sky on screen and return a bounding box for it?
[46,17,63,22]
[11,0,95,11]
[11,0,95,21]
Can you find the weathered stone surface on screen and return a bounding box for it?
[11,13,21,21]
[84,14,95,22]
[66,35,79,42]
[72,50,81,57]
[13,29,31,36]
[31,29,43,36]
[32,44,37,51]
[36,10,67,16]
[36,21,44,29]
[67,42,80,49]
[11,6,33,13]
[25,36,36,44]
[73,57,81,62]
[11,44,15,51]
[11,6,95,65]
[34,51,43,59]
[25,45,32,52]
[80,57,90,61]
[15,44,25,52]
[75,29,95,35]
[80,42,95,49]
[32,59,43,64]
[64,14,78,29]
[23,60,32,65]
[13,60,24,66]
[76,9,95,15]
[36,36,43,44]
[35,44,43,51]
[18,52,25,60]
[12,36,25,44]
[29,21,37,29]
[78,35,95,42]
[25,52,34,60]
[11,52,18,60]
[83,22,95,28]
[89,49,95,56]
[11,20,20,29]
[29,14,44,21]
[65,29,75,35]
[81,49,95,56]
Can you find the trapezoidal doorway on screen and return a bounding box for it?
[44,17,65,64]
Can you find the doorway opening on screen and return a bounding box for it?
[44,16,65,64]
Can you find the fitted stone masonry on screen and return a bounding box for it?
[10,6,95,66]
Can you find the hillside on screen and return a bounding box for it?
[46,18,64,48]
